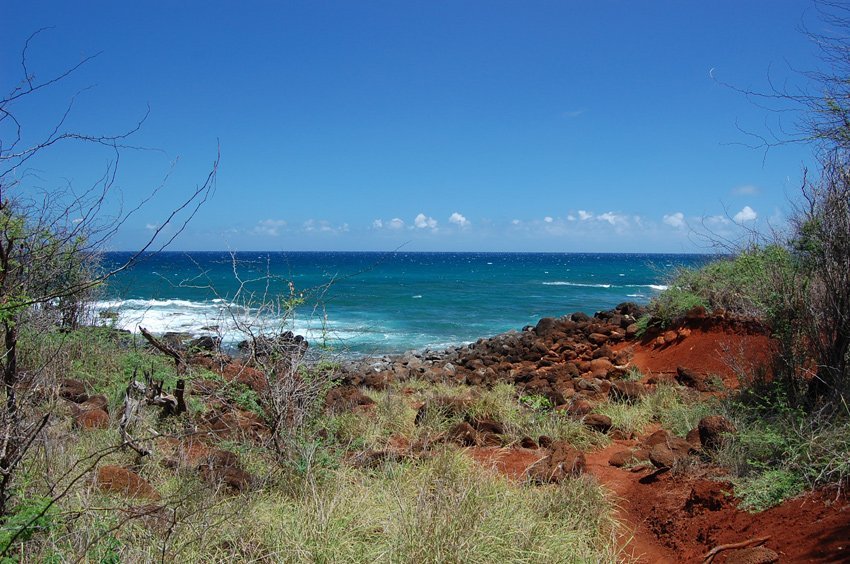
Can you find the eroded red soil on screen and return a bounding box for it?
[467,324,850,563]
[621,322,776,389]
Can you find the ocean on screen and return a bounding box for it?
[95,252,712,356]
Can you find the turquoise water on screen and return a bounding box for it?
[97,252,711,355]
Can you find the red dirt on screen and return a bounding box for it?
[466,447,547,481]
[465,324,850,562]
[469,437,850,563]
[619,324,775,388]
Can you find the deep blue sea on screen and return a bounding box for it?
[96,252,712,356]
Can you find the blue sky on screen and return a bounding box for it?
[3,1,829,252]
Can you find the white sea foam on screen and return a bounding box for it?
[412,295,423,299]
[542,282,668,291]
[542,282,612,288]
[91,298,352,346]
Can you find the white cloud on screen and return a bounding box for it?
[372,219,383,229]
[303,219,348,234]
[663,212,685,229]
[578,210,593,221]
[448,212,470,228]
[145,223,158,231]
[511,219,521,225]
[388,218,405,229]
[252,219,286,236]
[567,214,576,221]
[544,216,554,223]
[597,211,627,225]
[706,215,730,226]
[733,206,757,222]
[414,213,438,230]
[561,109,585,118]
[733,184,760,196]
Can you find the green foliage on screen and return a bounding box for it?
[649,245,794,325]
[229,382,264,417]
[519,393,553,411]
[0,495,55,558]
[633,314,651,337]
[734,469,804,512]
[648,287,708,327]
[713,387,850,510]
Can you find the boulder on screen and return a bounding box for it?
[519,436,537,449]
[609,380,646,403]
[587,333,608,345]
[608,450,640,467]
[76,409,109,430]
[97,466,160,500]
[414,396,472,425]
[643,429,672,448]
[467,417,505,435]
[446,422,478,446]
[570,312,590,323]
[534,317,559,338]
[697,415,737,450]
[198,449,252,493]
[676,366,710,392]
[649,436,695,469]
[530,441,586,483]
[79,394,109,413]
[565,399,593,417]
[59,379,88,403]
[325,386,375,412]
[583,413,613,433]
[685,427,702,449]
[188,335,220,352]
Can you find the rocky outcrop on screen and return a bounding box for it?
[340,303,648,413]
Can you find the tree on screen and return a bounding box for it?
[0,30,217,516]
[732,2,850,406]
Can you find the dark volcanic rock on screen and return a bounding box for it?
[534,317,559,338]
[466,417,505,435]
[446,421,478,446]
[698,415,737,451]
[97,466,160,500]
[676,366,710,391]
[609,380,646,403]
[530,441,586,483]
[583,413,613,433]
[198,449,253,493]
[325,386,375,412]
[60,379,88,403]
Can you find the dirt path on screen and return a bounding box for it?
[468,443,677,562]
[583,442,678,563]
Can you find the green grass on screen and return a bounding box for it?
[710,388,850,511]
[596,384,714,437]
[7,329,625,562]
